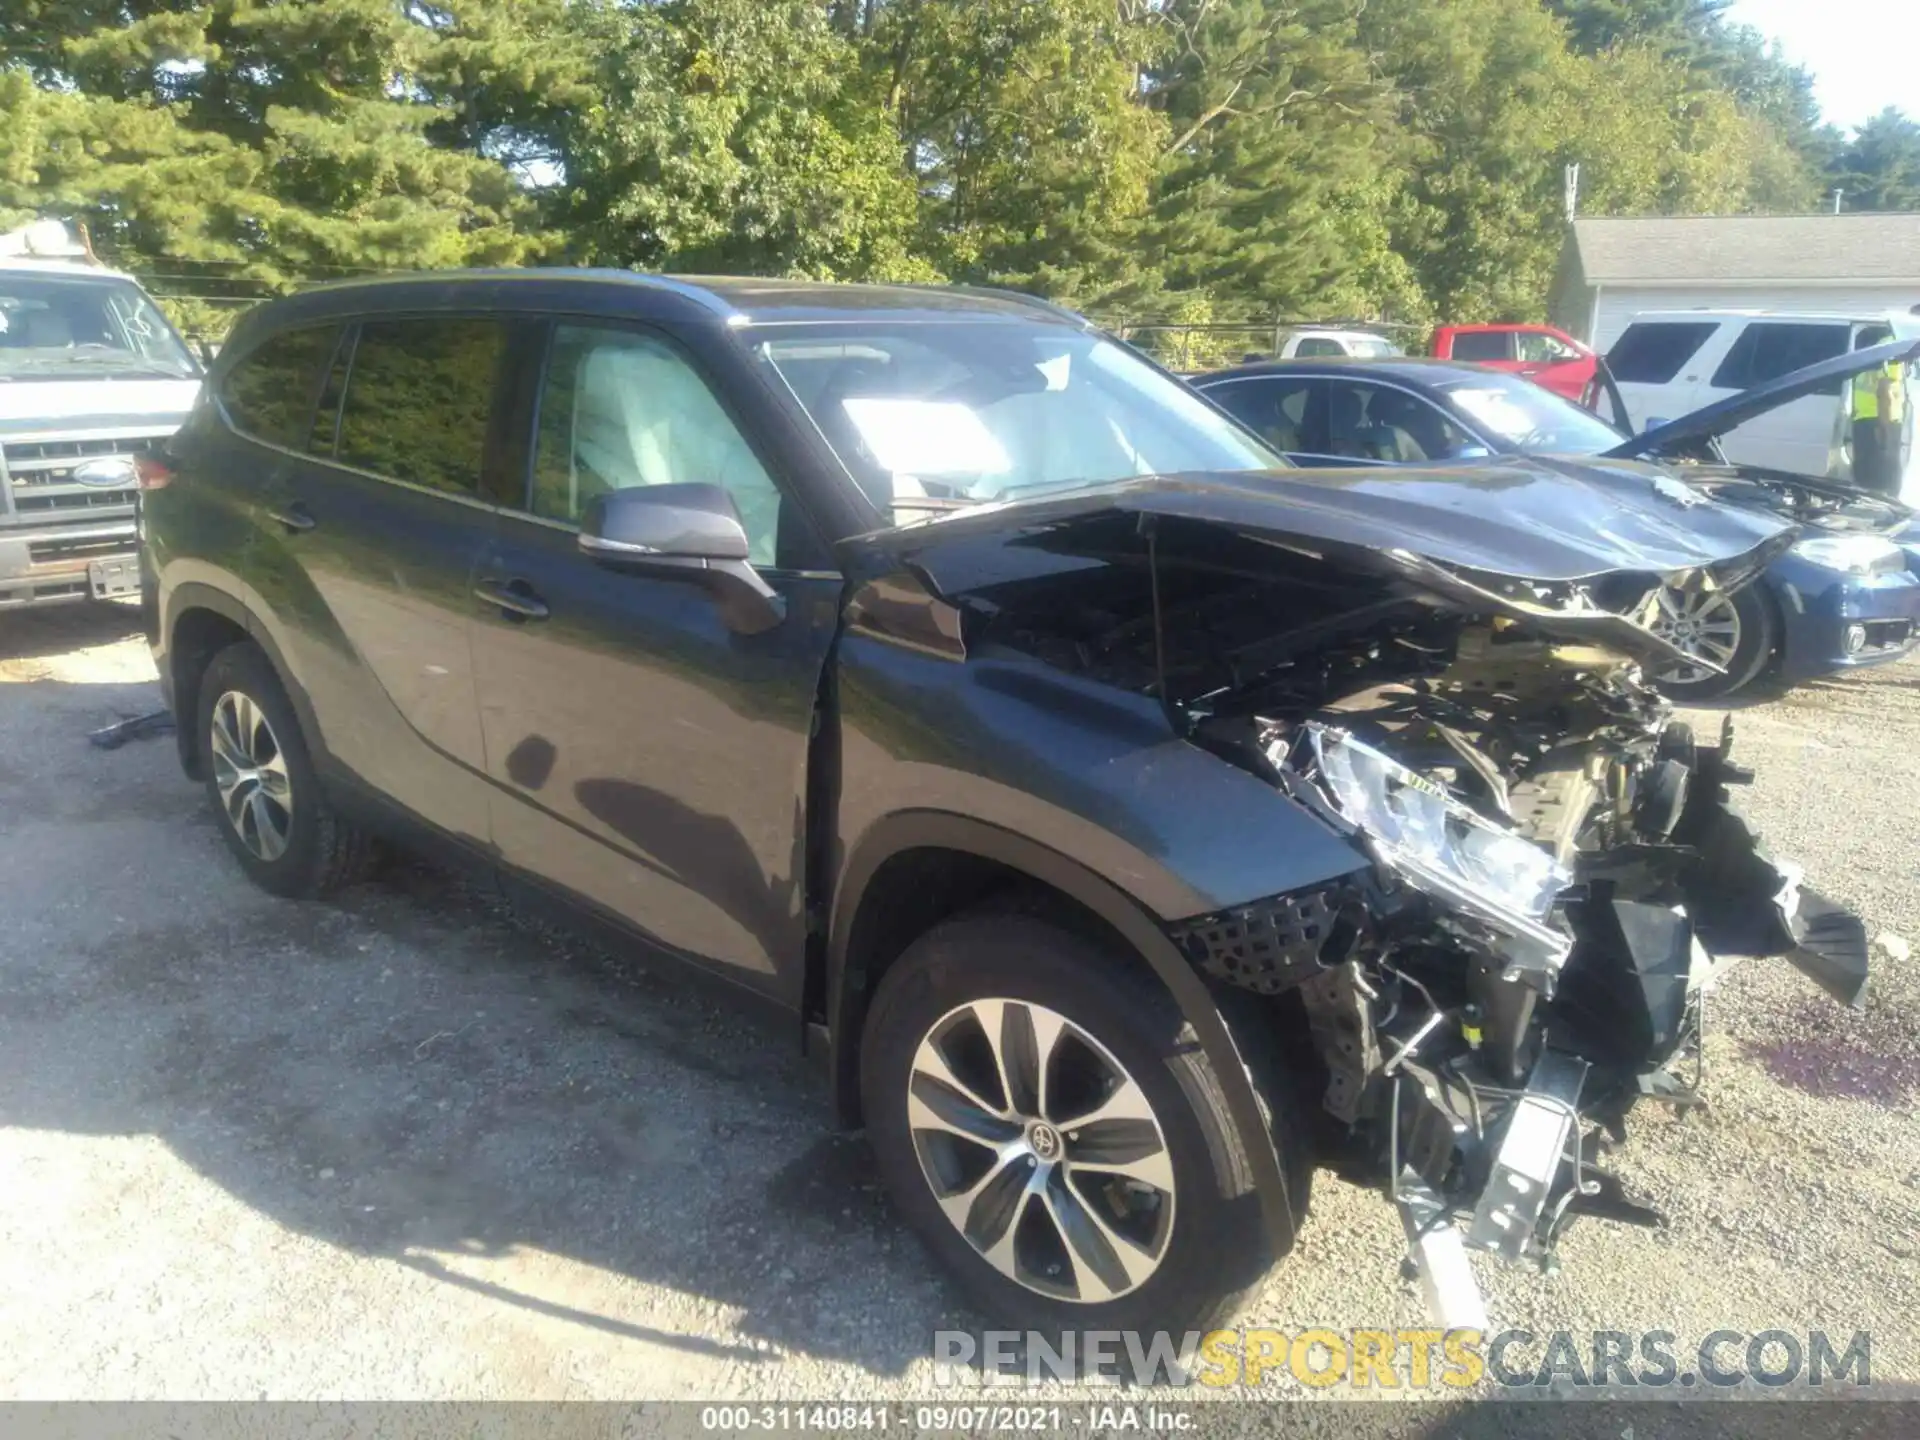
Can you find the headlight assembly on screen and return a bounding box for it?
[1790,534,1907,576]
[1294,724,1573,974]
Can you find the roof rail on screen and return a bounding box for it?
[912,283,1097,330]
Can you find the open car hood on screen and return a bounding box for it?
[1604,337,1920,463]
[848,464,1797,670]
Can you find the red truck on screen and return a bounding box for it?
[1430,323,1595,401]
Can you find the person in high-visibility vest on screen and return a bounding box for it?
[1851,346,1907,494]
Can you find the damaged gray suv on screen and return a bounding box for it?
[143,273,1868,1334]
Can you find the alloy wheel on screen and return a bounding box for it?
[208,689,294,862]
[906,998,1175,1304]
[1648,585,1742,685]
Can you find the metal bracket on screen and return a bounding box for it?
[1466,1049,1588,1262]
[1396,1174,1490,1333]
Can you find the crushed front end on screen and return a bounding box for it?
[866,463,1872,1327]
[1174,621,1869,1328]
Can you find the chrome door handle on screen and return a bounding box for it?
[474,579,550,621]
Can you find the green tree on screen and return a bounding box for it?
[0,0,573,320]
[1137,0,1419,332]
[558,0,927,280]
[856,0,1166,307]
[1830,109,1920,212]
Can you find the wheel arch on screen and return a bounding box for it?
[164,584,318,781]
[825,810,1301,1256]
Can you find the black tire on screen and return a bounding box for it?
[196,641,374,898]
[860,910,1295,1337]
[1654,582,1777,701]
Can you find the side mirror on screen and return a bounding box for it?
[577,483,784,635]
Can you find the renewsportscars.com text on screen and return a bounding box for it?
[932,1328,1872,1391]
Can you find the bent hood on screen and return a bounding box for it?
[847,463,1798,670]
[848,464,1789,675]
[1604,337,1920,464]
[853,463,1794,586]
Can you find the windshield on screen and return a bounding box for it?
[1439,371,1624,455]
[1350,337,1403,357]
[0,274,198,381]
[755,323,1282,522]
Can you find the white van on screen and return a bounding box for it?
[0,221,202,610]
[1604,309,1920,500]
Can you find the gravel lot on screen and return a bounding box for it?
[2,602,1916,1403]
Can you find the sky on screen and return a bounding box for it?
[1727,0,1918,132]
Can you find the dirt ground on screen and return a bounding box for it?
[1,601,1916,1402]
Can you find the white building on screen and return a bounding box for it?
[1550,213,1920,350]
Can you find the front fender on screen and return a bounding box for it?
[833,631,1371,922]
[828,809,1306,1258]
[827,629,1371,1258]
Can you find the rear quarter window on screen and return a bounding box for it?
[218,324,341,447]
[1447,331,1512,362]
[1606,322,1720,385]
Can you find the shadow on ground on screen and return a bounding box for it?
[0,599,144,664]
[0,669,961,1378]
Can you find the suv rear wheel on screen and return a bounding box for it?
[860,911,1284,1336]
[197,641,373,898]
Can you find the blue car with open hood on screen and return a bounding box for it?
[1194,339,1920,697]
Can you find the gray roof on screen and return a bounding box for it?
[1571,213,1920,284]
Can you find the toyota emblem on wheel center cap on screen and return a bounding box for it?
[1028,1121,1062,1161]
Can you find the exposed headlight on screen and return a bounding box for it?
[1298,724,1573,973]
[1790,534,1907,576]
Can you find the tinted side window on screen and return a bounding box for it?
[1208,377,1320,453]
[531,324,786,567]
[335,319,505,496]
[1606,322,1719,384]
[309,330,351,457]
[1710,322,1849,392]
[1326,381,1475,462]
[1293,337,1345,357]
[219,324,339,447]
[1449,331,1512,362]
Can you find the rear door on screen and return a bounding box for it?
[1699,320,1851,475]
[468,317,840,1001]
[1443,330,1516,367]
[255,315,514,845]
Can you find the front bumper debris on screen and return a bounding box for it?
[1190,710,1870,1329]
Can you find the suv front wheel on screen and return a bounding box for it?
[860,910,1285,1337]
[196,640,374,898]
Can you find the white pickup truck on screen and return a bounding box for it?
[0,222,202,611]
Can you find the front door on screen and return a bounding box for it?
[1513,329,1592,401]
[470,320,840,1001]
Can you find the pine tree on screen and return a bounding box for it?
[1139,0,1418,336]
[0,0,580,326]
[1830,109,1920,213]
